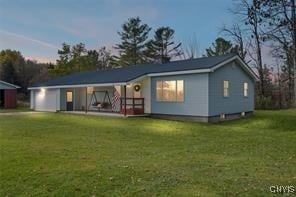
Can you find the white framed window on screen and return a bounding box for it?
[176,80,184,102]
[156,81,163,101]
[66,91,73,102]
[156,80,184,102]
[223,80,229,97]
[243,82,248,97]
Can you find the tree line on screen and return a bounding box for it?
[222,0,296,109]
[0,50,52,100]
[53,17,183,76]
[0,0,295,109]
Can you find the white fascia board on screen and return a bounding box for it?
[236,57,259,80]
[28,82,127,90]
[127,75,149,84]
[126,69,211,84]
[211,55,259,80]
[0,80,21,89]
[147,69,211,77]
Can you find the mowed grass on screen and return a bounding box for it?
[0,106,32,113]
[0,110,295,196]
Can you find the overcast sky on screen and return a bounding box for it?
[0,0,274,66]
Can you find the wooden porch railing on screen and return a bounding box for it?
[120,97,144,115]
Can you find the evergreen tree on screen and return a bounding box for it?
[87,47,115,70]
[206,37,238,57]
[115,17,151,66]
[70,43,87,72]
[147,27,182,63]
[55,43,71,75]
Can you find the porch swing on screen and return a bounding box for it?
[88,91,112,111]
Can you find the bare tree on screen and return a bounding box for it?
[221,24,248,60]
[259,0,296,106]
[181,34,200,59]
[293,0,296,106]
[231,0,266,98]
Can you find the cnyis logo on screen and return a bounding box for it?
[269,185,295,193]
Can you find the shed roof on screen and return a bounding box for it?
[30,53,257,89]
[0,80,20,89]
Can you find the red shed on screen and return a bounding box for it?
[0,80,20,108]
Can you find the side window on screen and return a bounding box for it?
[244,82,248,97]
[223,80,229,97]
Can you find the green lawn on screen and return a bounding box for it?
[0,110,295,196]
[0,106,32,113]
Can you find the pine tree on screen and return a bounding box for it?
[55,43,71,75]
[70,43,87,71]
[115,17,151,66]
[147,27,182,63]
[206,37,238,57]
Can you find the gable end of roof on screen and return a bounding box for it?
[210,55,259,80]
[0,80,20,89]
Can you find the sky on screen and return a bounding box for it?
[0,0,261,64]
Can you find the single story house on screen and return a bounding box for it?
[0,80,20,108]
[28,53,258,122]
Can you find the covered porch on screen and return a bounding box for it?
[59,77,150,116]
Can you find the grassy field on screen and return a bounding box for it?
[0,106,31,113]
[0,110,295,196]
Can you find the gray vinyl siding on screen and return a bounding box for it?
[33,88,60,112]
[208,62,255,116]
[60,89,66,111]
[151,73,209,116]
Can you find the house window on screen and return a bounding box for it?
[156,80,184,102]
[156,81,163,101]
[163,80,176,101]
[66,91,73,102]
[223,80,229,97]
[177,80,184,102]
[243,82,248,97]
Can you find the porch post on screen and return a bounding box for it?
[85,87,88,113]
[124,85,127,116]
[73,88,75,111]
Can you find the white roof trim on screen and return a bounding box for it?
[127,69,211,84]
[0,80,20,89]
[129,56,258,81]
[147,68,211,77]
[127,75,148,84]
[28,82,127,90]
[210,55,259,80]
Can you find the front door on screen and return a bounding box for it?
[66,91,73,111]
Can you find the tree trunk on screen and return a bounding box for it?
[254,27,265,98]
[292,0,296,106]
[277,64,282,109]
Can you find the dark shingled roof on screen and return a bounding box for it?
[32,53,237,87]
